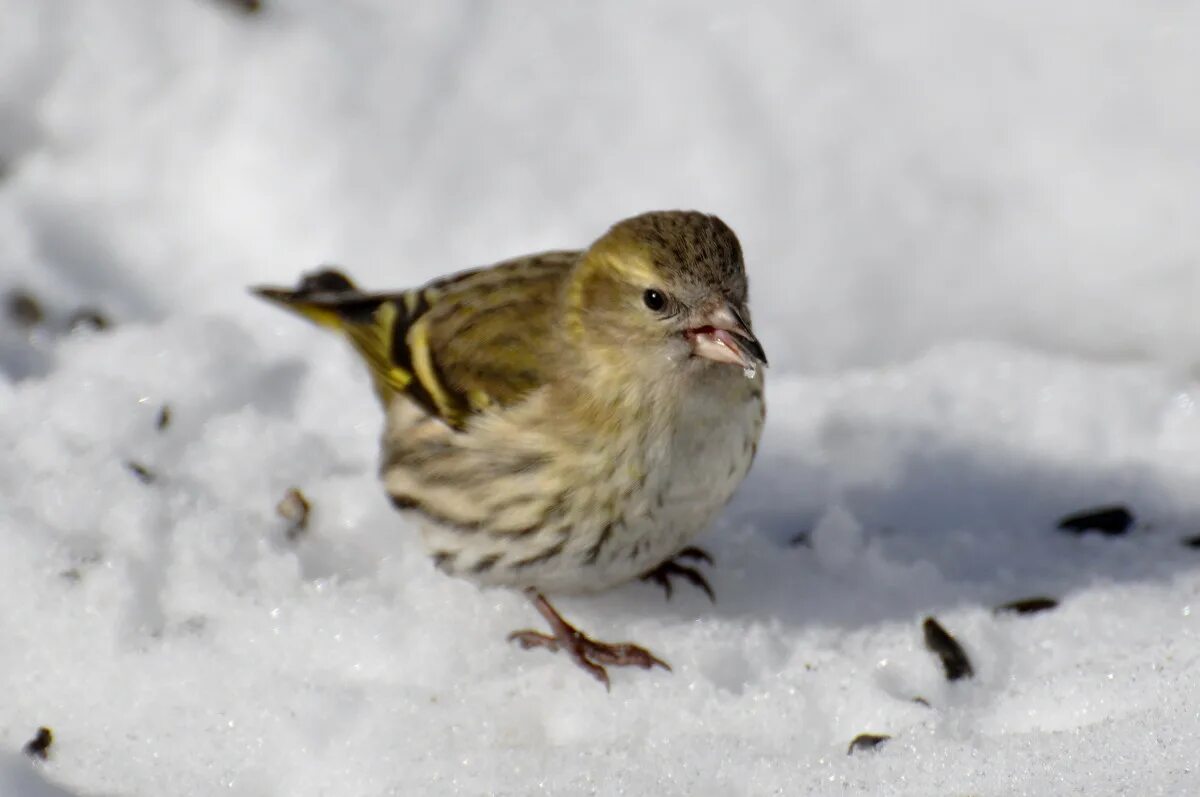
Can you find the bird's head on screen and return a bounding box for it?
[566,211,767,378]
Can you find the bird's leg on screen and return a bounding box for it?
[508,589,670,689]
[640,546,716,602]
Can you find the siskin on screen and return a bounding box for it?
[254,210,767,687]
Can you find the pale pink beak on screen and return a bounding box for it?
[686,303,768,370]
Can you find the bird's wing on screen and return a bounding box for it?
[253,252,578,430]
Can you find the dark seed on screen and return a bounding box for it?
[276,487,310,540]
[847,734,890,755]
[1057,505,1133,536]
[213,0,263,13]
[994,596,1059,615]
[125,461,156,485]
[23,727,52,760]
[1182,535,1200,549]
[156,405,172,431]
[68,308,111,332]
[788,530,812,548]
[911,696,931,708]
[59,552,101,583]
[6,290,44,328]
[922,617,974,681]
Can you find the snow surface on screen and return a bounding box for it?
[2,1,1199,794]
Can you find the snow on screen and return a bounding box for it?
[2,0,1199,794]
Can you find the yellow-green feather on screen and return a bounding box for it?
[253,252,578,430]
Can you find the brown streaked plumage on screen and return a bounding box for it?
[253,210,767,688]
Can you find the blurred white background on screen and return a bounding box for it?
[2,2,1198,795]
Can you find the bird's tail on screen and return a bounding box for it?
[252,268,377,328]
[251,269,417,401]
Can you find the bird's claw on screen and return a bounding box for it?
[641,547,716,602]
[676,546,714,565]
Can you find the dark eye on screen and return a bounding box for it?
[642,289,667,312]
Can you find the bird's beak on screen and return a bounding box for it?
[686,303,768,370]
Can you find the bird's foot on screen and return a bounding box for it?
[640,546,715,602]
[508,590,670,689]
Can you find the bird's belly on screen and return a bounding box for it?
[414,380,764,595]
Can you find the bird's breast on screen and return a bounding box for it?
[499,370,764,594]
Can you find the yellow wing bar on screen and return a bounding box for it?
[252,269,470,428]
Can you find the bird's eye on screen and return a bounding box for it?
[642,289,667,312]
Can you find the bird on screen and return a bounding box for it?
[252,210,767,688]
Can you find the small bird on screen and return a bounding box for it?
[253,210,766,687]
